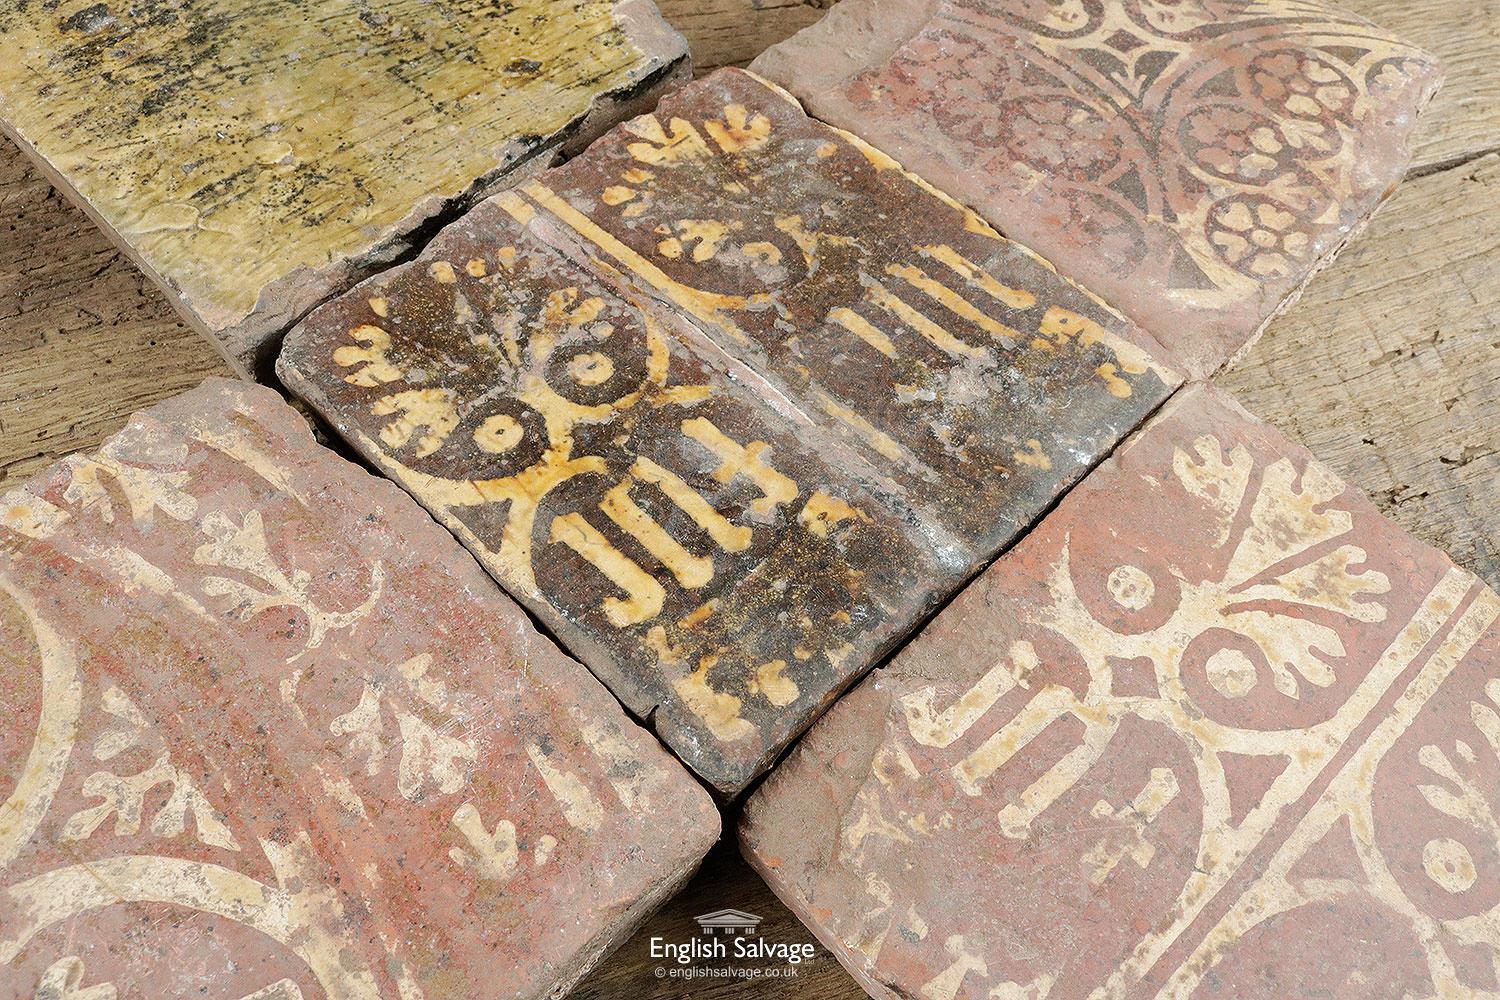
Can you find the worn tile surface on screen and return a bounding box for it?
[752,0,1443,378]
[0,379,718,1000]
[279,68,1181,795]
[0,0,688,376]
[279,204,954,800]
[742,382,1500,1000]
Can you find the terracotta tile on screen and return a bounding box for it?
[752,0,1443,378]
[278,68,1181,795]
[742,382,1500,1000]
[0,0,688,377]
[0,379,718,999]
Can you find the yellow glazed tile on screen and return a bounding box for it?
[0,0,688,375]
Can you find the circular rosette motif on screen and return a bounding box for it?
[453,397,552,482]
[377,378,550,484]
[1068,538,1184,637]
[1012,178,1148,279]
[870,28,1011,126]
[1206,195,1313,280]
[539,309,653,410]
[1248,49,1357,124]
[1179,105,1313,184]
[993,95,1124,182]
[1178,625,1356,732]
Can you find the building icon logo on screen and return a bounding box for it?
[694,909,763,936]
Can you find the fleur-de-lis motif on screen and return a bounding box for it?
[60,686,240,852]
[193,510,385,651]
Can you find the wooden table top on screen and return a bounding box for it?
[2,2,1494,998]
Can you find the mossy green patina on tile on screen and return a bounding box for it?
[0,0,688,374]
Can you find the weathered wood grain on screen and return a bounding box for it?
[1342,0,1500,172]
[1221,153,1500,588]
[0,148,231,489]
[658,0,834,73]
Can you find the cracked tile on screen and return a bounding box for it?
[279,69,1181,794]
[753,0,1443,378]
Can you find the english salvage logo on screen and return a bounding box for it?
[650,909,817,969]
[695,908,762,935]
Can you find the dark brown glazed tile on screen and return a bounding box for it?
[280,69,1181,795]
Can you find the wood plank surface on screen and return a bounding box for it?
[1,3,1496,1000]
[0,148,230,488]
[658,0,835,73]
[1222,153,1500,589]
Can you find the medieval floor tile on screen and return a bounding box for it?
[278,200,959,797]
[752,0,1444,379]
[278,68,1181,796]
[0,379,718,1000]
[741,382,1500,1000]
[0,0,688,377]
